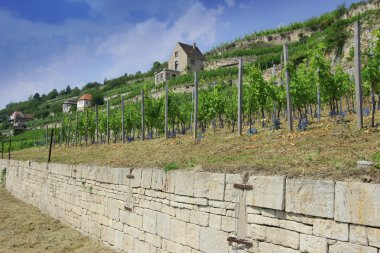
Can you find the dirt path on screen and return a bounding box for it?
[0,186,115,253]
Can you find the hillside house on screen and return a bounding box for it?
[155,42,205,85]
[9,111,33,129]
[77,94,92,111]
[62,99,77,113]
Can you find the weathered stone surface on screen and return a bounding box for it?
[279,219,312,234]
[367,227,380,248]
[221,216,235,232]
[266,227,299,249]
[250,224,266,241]
[170,219,187,245]
[175,171,195,196]
[186,223,200,250]
[189,211,209,226]
[156,212,171,240]
[209,214,222,230]
[199,227,228,253]
[329,242,377,253]
[350,225,368,246]
[335,182,380,227]
[247,176,285,210]
[141,169,153,189]
[143,209,157,234]
[300,234,328,253]
[258,242,300,253]
[313,219,348,241]
[286,179,335,218]
[248,214,280,227]
[151,169,165,190]
[194,172,225,201]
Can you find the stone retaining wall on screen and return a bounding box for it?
[1,159,379,253]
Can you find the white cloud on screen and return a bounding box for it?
[0,1,223,109]
[225,0,236,7]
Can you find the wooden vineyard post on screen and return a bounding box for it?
[354,20,363,129]
[95,105,99,144]
[85,110,88,145]
[45,125,48,146]
[193,72,199,140]
[107,101,110,145]
[272,64,277,128]
[317,68,321,123]
[141,89,145,141]
[59,119,63,147]
[54,123,57,148]
[165,81,169,139]
[75,112,78,147]
[283,44,293,132]
[238,58,243,136]
[48,129,54,163]
[1,141,3,159]
[67,116,71,146]
[122,96,125,143]
[8,139,11,160]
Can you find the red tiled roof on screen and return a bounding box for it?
[11,111,24,118]
[79,94,92,101]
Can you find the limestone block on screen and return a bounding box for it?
[246,176,285,210]
[134,239,150,253]
[221,216,235,232]
[250,224,266,241]
[266,226,299,249]
[145,233,161,248]
[335,182,380,227]
[131,168,142,188]
[120,211,142,228]
[300,234,328,253]
[164,170,176,193]
[166,240,184,253]
[279,219,312,234]
[286,179,335,218]
[329,242,377,253]
[151,169,165,190]
[170,218,187,245]
[247,214,280,227]
[186,223,200,250]
[176,208,191,222]
[175,171,195,196]
[199,227,228,253]
[350,225,368,246]
[258,242,300,253]
[209,214,222,230]
[194,172,225,201]
[143,209,157,234]
[141,169,153,189]
[189,210,209,226]
[223,174,242,202]
[173,195,208,206]
[114,229,124,251]
[367,227,380,248]
[123,234,135,253]
[157,212,171,240]
[313,219,348,241]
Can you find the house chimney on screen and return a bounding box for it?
[193,42,196,49]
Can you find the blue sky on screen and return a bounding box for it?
[0,0,358,110]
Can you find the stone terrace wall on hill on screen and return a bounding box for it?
[1,159,380,253]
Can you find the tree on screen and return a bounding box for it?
[91,90,104,106]
[48,89,58,100]
[33,93,41,101]
[65,85,71,94]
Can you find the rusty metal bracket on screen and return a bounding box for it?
[227,237,253,248]
[233,183,252,191]
[124,206,132,212]
[126,174,134,179]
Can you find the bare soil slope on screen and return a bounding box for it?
[0,187,115,253]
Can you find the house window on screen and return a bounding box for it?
[190,59,195,65]
[175,51,178,57]
[175,61,178,70]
